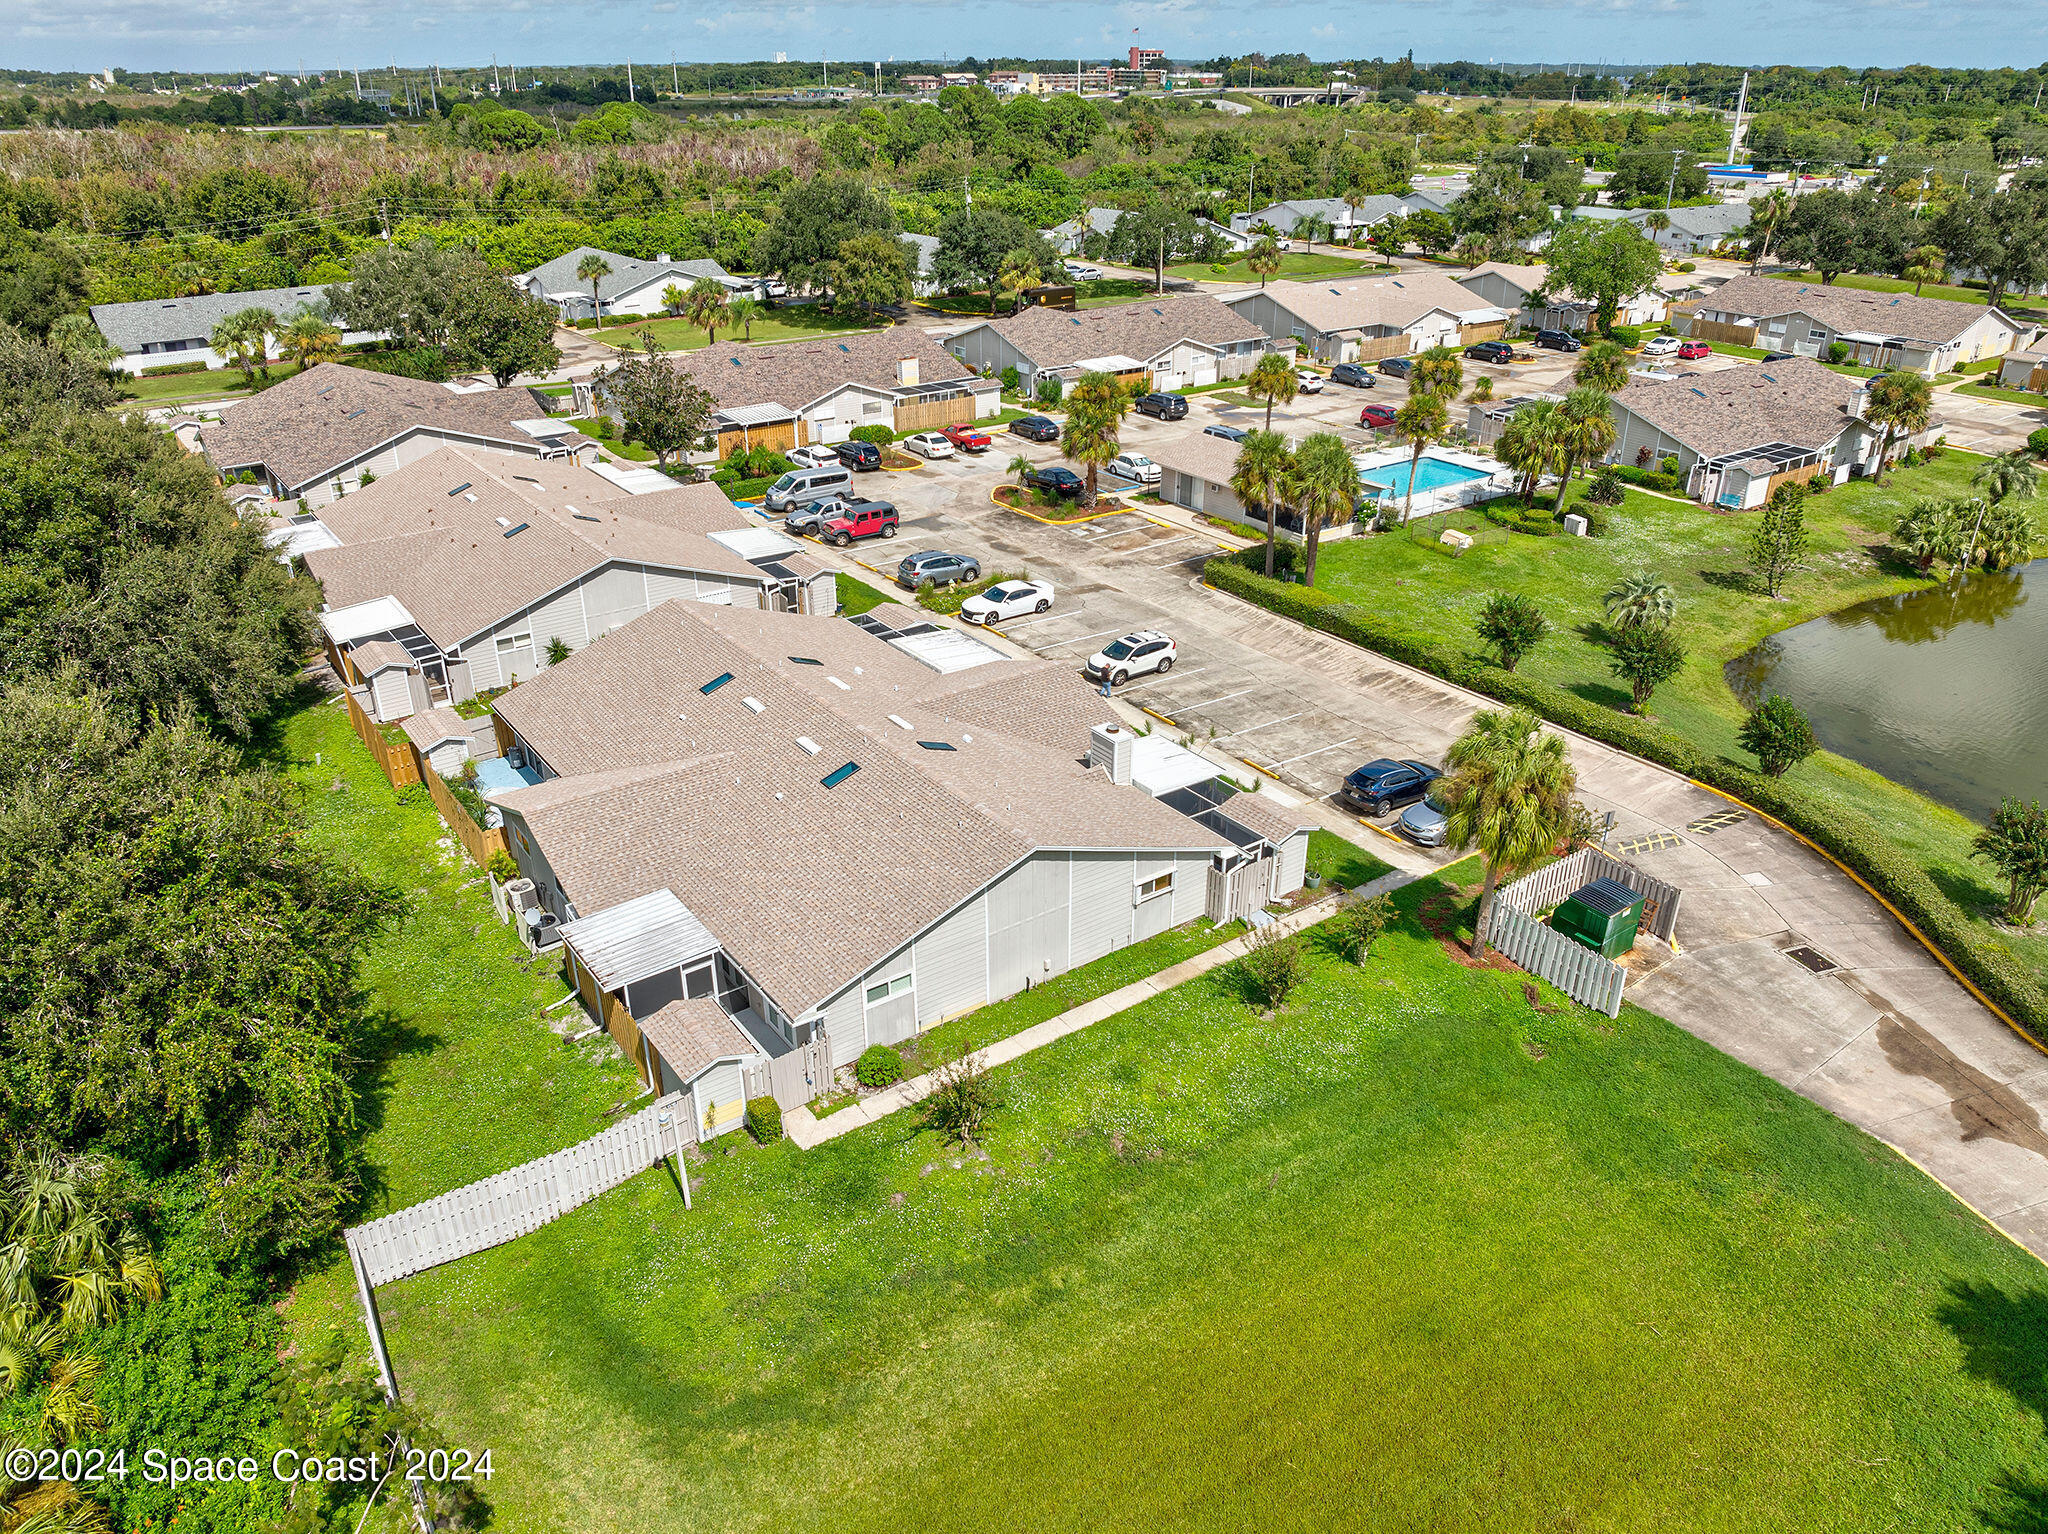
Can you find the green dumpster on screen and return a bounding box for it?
[1551,877,1645,959]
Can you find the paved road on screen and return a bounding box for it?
[797,406,2048,1258]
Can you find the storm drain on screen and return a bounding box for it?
[1784,945,1839,975]
[1686,809,1748,835]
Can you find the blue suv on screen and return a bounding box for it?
[1339,758,1441,818]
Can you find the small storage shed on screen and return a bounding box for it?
[1552,877,1646,959]
[402,707,474,778]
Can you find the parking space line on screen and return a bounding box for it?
[1038,625,1131,651]
[1214,710,1310,741]
[998,611,1075,632]
[1179,685,1261,712]
[1271,737,1358,767]
[1120,666,1207,694]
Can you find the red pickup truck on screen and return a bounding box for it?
[940,422,993,453]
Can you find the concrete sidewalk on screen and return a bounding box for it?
[783,871,1413,1151]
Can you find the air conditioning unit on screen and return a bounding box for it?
[505,877,538,912]
[506,746,526,770]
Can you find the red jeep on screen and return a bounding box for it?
[820,500,900,546]
[940,422,993,453]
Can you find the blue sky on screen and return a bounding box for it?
[8,0,2033,76]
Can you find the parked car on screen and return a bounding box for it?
[1025,465,1084,498]
[1063,261,1103,280]
[1134,392,1189,420]
[1010,415,1060,442]
[940,422,993,453]
[901,432,956,460]
[960,578,1054,625]
[1107,452,1161,484]
[1676,339,1712,360]
[1204,423,1248,443]
[896,550,981,590]
[1085,629,1177,685]
[1295,369,1325,393]
[1465,339,1516,363]
[819,500,899,546]
[764,463,855,512]
[1641,334,1682,358]
[1378,356,1415,379]
[833,439,883,471]
[1397,786,1450,847]
[1533,329,1581,353]
[1338,757,1441,818]
[1761,350,1798,362]
[752,278,788,302]
[1359,403,1399,430]
[782,495,857,536]
[1330,362,1377,388]
[785,444,841,469]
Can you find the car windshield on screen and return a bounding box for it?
[983,586,1021,601]
[770,473,797,491]
[1101,639,1137,660]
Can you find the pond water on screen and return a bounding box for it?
[1726,560,2047,825]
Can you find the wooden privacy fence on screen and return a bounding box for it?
[1344,333,1415,362]
[892,391,979,433]
[1497,846,1683,944]
[416,756,510,867]
[341,687,420,789]
[1486,903,1628,1019]
[346,1090,695,1289]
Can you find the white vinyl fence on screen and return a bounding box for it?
[1496,846,1683,943]
[1485,902,1627,1018]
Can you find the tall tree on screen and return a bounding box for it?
[1750,479,1811,597]
[335,238,472,346]
[1290,431,1357,588]
[1230,429,1294,579]
[1410,343,1464,400]
[208,307,275,382]
[1974,798,2048,925]
[682,275,732,344]
[1739,695,1819,778]
[932,206,1056,316]
[576,252,614,323]
[725,294,763,342]
[445,265,561,387]
[278,308,341,371]
[595,335,718,468]
[1245,235,1283,288]
[1744,187,1793,273]
[830,232,912,316]
[0,226,88,339]
[995,249,1043,316]
[1494,399,1561,505]
[753,174,899,297]
[1393,389,1450,524]
[1573,340,1633,393]
[1439,706,1578,959]
[1549,385,1617,513]
[1608,624,1685,712]
[1903,244,1947,296]
[1245,350,1298,432]
[1541,219,1662,335]
[1059,371,1129,508]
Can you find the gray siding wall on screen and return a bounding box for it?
[988,854,1071,1000]
[1068,851,1137,967]
[817,984,866,1064]
[913,894,989,1025]
[369,669,412,720]
[1608,407,1697,478]
[1276,829,1310,896]
[1172,851,1211,926]
[943,327,1032,387]
[460,563,763,690]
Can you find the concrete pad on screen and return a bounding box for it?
[1662,884,1792,947]
[1628,940,1883,1080]
[1873,1103,2048,1220]
[1799,1028,1967,1125]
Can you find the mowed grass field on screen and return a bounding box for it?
[1303,453,2048,985]
[593,306,880,351]
[276,700,2048,1534]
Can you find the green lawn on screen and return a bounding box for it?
[1167,251,1377,284]
[1295,457,2048,986]
[1958,381,2048,409]
[1306,826,1393,890]
[593,308,880,352]
[274,738,2048,1534]
[565,419,655,462]
[113,366,266,405]
[836,571,898,615]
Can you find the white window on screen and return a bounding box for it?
[1808,327,1827,341]
[496,632,533,653]
[864,973,913,1006]
[1135,871,1174,903]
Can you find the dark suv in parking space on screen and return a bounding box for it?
[1330,362,1377,388]
[1338,757,1441,817]
[1465,339,1515,363]
[1378,356,1414,379]
[1009,415,1060,442]
[833,439,883,470]
[896,550,981,590]
[1134,392,1189,420]
[1533,329,1582,353]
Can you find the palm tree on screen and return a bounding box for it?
[683,276,731,345]
[1903,244,1946,297]
[1973,500,2039,571]
[1245,350,1299,432]
[1468,375,1495,404]
[1603,571,1676,629]
[1549,384,1617,513]
[1573,340,1632,393]
[1410,344,1464,401]
[1864,369,1934,484]
[1007,454,1036,493]
[1060,370,1129,508]
[576,252,613,324]
[1640,208,1673,247]
[1746,188,1792,273]
[725,294,763,341]
[1891,496,1965,573]
[1393,389,1450,524]
[1290,431,1358,588]
[996,249,1042,316]
[1973,447,2041,506]
[1294,212,1329,255]
[661,283,689,317]
[279,308,341,370]
[1495,399,1561,505]
[208,307,274,383]
[1439,706,1579,959]
[1246,235,1283,288]
[1230,429,1295,578]
[1341,188,1368,245]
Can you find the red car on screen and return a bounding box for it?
[1677,340,1712,360]
[1360,404,1399,429]
[940,422,992,453]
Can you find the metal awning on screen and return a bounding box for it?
[557,889,720,992]
[1699,440,1824,472]
[1131,735,1226,797]
[709,526,803,562]
[885,624,1006,674]
[588,461,679,496]
[714,402,798,427]
[320,595,415,647]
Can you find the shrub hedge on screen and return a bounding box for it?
[1202,553,2048,1039]
[140,359,211,377]
[855,1044,905,1088]
[1611,463,1683,494]
[746,1096,783,1143]
[849,425,896,446]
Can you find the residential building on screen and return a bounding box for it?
[1640,202,1752,254]
[88,284,383,376]
[1225,272,1509,364]
[1165,72,1223,90]
[1149,431,1252,523]
[199,362,596,510]
[1465,392,1563,449]
[901,75,941,93]
[1045,207,1129,256]
[487,598,1313,1116]
[1684,274,2022,377]
[1228,195,1428,243]
[1602,358,1933,508]
[299,445,831,722]
[574,326,999,459]
[941,292,1271,394]
[1458,261,1665,334]
[900,232,941,297]
[1998,348,2048,391]
[514,246,749,322]
[940,71,978,87]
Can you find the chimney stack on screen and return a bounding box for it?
[1090,722,1133,787]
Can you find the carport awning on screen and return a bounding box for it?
[715,402,798,427]
[558,889,720,992]
[1131,735,1226,797]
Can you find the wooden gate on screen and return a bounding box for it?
[743,1036,834,1110]
[1206,855,1275,925]
[892,393,979,433]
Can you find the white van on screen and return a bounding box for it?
[765,463,853,511]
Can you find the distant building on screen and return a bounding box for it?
[1130,46,1164,70]
[940,72,978,87]
[514,246,749,322]
[901,74,940,92]
[89,284,382,376]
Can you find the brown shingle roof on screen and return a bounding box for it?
[967,292,1265,369]
[637,997,758,1080]
[1610,358,1864,460]
[347,639,414,674]
[198,363,563,492]
[1700,274,2012,347]
[401,707,470,750]
[670,327,977,413]
[1244,271,1496,335]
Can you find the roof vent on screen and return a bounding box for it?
[1689,387,1707,398]
[836,342,850,352]
[1391,279,1404,287]
[700,672,735,694]
[572,512,599,522]
[827,675,850,691]
[344,408,366,420]
[729,356,743,366]
[795,736,821,755]
[741,696,765,714]
[495,516,511,527]
[821,762,860,789]
[501,522,529,538]
[887,713,912,730]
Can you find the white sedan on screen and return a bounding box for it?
[1108,452,1162,484]
[901,432,956,460]
[1295,369,1325,393]
[1641,334,1682,357]
[1064,262,1103,280]
[785,444,841,468]
[960,578,1054,626]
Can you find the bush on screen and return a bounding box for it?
[1035,376,1065,405]
[1677,261,1697,272]
[1611,463,1681,494]
[916,1046,1000,1146]
[2028,427,2048,458]
[1584,466,1627,506]
[1739,694,1819,777]
[1329,893,1396,963]
[1200,553,2048,1041]
[140,359,211,377]
[1234,923,1307,1009]
[486,849,519,882]
[545,636,571,665]
[1827,341,1851,364]
[1608,324,1641,349]
[1001,365,1021,394]
[746,1096,783,1143]
[1475,592,1549,671]
[849,424,895,446]
[855,1044,904,1087]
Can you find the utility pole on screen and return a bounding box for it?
[1665,148,1682,209]
[1727,69,1748,164]
[427,65,438,113]
[492,54,500,95]
[627,58,636,102]
[673,55,679,94]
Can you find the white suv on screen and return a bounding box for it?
[1085,630,1177,686]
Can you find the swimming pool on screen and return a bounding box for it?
[1358,455,1495,499]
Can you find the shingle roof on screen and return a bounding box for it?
[1238,272,1496,336]
[669,326,979,413]
[636,997,758,1081]
[1660,203,1753,238]
[1245,196,1406,231]
[1462,260,1655,310]
[1148,432,1247,486]
[491,601,1229,1016]
[198,363,564,493]
[1610,358,1865,459]
[347,639,415,674]
[401,707,470,751]
[1701,273,2010,347]
[960,293,1264,370]
[519,246,737,303]
[302,446,762,650]
[90,284,343,352]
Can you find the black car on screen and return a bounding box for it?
[1533,329,1581,353]
[1761,350,1798,363]
[1378,356,1414,379]
[1465,340,1516,363]
[1203,423,1249,443]
[1010,415,1060,442]
[1134,392,1189,420]
[1025,465,1084,498]
[833,439,883,471]
[1329,362,1377,388]
[1338,757,1441,818]
[896,550,982,590]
